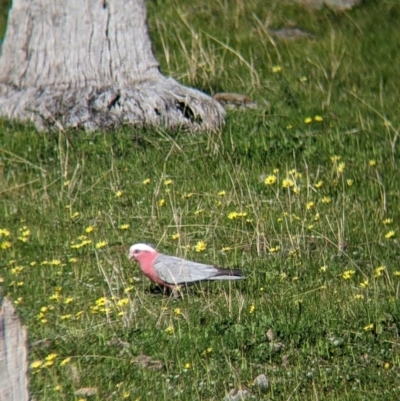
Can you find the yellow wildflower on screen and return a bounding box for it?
[95,241,107,249]
[346,179,353,186]
[165,325,174,334]
[369,160,377,167]
[282,178,294,188]
[383,218,392,225]
[171,233,180,240]
[228,212,239,220]
[85,226,94,233]
[264,175,277,185]
[364,323,373,331]
[1,241,12,249]
[143,178,151,185]
[164,179,173,186]
[304,117,312,124]
[218,190,226,196]
[117,298,129,306]
[342,270,355,280]
[321,196,331,204]
[374,266,385,277]
[314,181,323,188]
[0,229,10,237]
[385,230,395,239]
[272,65,282,73]
[158,199,166,207]
[115,190,123,197]
[194,241,206,252]
[249,304,256,314]
[119,224,130,230]
[337,162,345,174]
[306,201,314,210]
[30,360,43,369]
[314,115,323,122]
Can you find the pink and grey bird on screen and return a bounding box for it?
[128,243,244,294]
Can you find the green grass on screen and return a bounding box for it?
[1,0,400,400]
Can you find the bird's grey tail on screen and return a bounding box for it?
[211,268,244,280]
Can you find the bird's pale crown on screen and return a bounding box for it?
[129,243,156,254]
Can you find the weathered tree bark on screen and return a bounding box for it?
[0,0,225,131]
[0,297,29,401]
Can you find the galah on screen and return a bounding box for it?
[128,243,244,295]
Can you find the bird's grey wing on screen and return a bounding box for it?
[153,254,217,285]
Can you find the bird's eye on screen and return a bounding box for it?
[133,249,140,254]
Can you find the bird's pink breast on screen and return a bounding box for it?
[136,251,171,287]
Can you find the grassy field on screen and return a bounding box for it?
[1,0,400,400]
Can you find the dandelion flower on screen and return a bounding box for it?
[174,308,182,315]
[1,241,12,249]
[272,65,282,73]
[364,323,373,331]
[264,175,277,185]
[60,357,71,366]
[354,294,364,300]
[320,266,327,273]
[337,162,346,174]
[374,266,385,277]
[382,218,392,225]
[184,363,191,369]
[164,179,173,186]
[30,360,43,369]
[282,178,294,188]
[369,160,377,167]
[269,246,280,253]
[385,230,395,239]
[0,229,10,237]
[143,178,151,185]
[330,155,341,163]
[85,226,94,233]
[306,201,314,210]
[165,325,174,334]
[171,233,180,240]
[342,270,355,280]
[228,212,239,220]
[321,196,331,204]
[158,199,166,207]
[194,241,206,252]
[218,190,226,196]
[314,115,323,122]
[45,353,58,361]
[314,181,323,188]
[117,298,129,306]
[359,279,369,288]
[194,209,204,215]
[95,241,107,249]
[115,190,123,197]
[249,304,256,314]
[182,193,193,199]
[119,224,130,230]
[304,117,312,124]
[346,179,353,186]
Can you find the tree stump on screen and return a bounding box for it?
[0,297,29,401]
[0,0,225,132]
